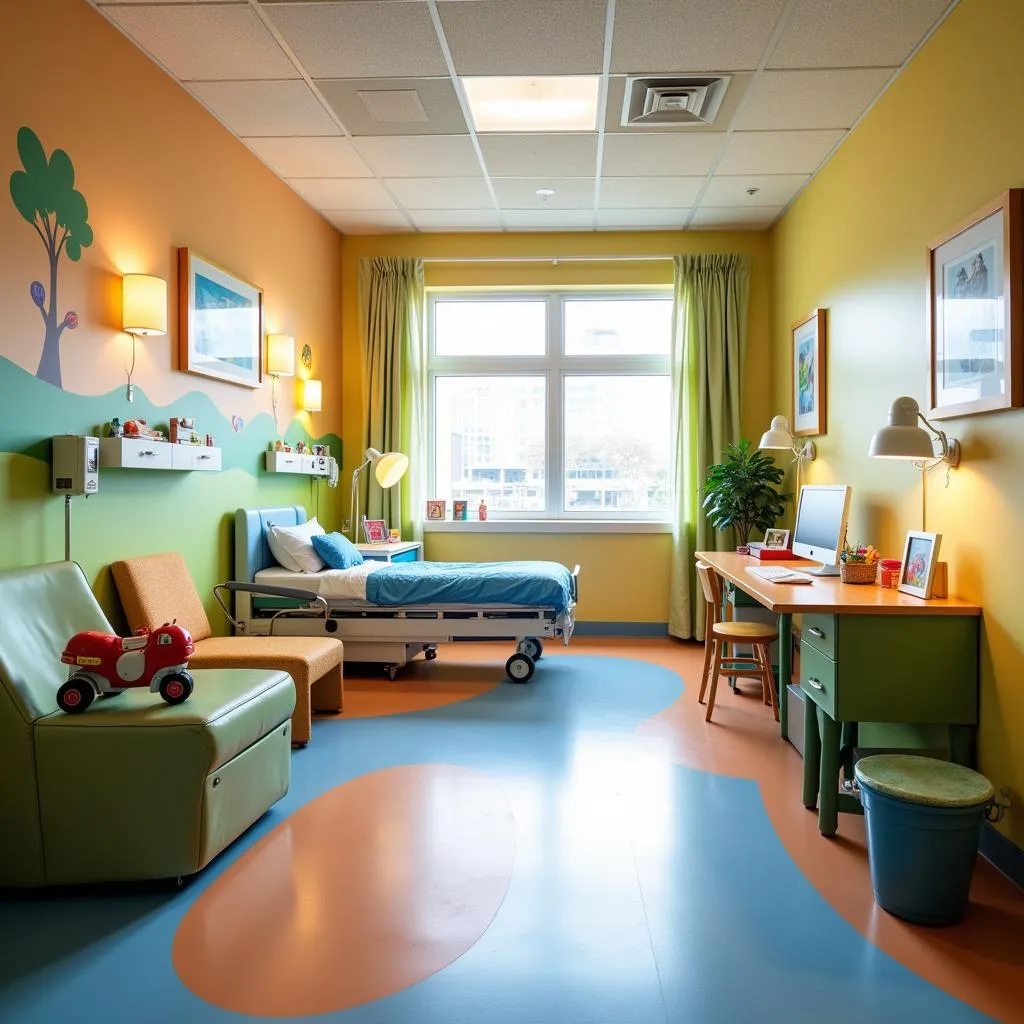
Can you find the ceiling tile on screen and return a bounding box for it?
[318,78,469,137]
[244,137,372,178]
[189,81,341,137]
[503,210,596,231]
[286,177,398,211]
[493,178,595,209]
[716,130,844,175]
[385,177,495,210]
[733,69,894,131]
[599,177,705,209]
[408,210,504,232]
[267,2,447,78]
[101,4,298,81]
[352,135,481,177]
[438,0,606,75]
[769,0,953,69]
[596,209,690,230]
[702,173,810,206]
[478,134,598,177]
[321,210,411,235]
[690,206,783,229]
[611,0,788,74]
[601,133,725,176]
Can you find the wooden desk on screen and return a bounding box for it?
[696,551,981,836]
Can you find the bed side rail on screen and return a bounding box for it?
[570,564,581,604]
[213,581,328,633]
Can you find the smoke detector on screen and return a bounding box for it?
[621,76,731,128]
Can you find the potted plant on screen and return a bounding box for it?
[701,440,789,552]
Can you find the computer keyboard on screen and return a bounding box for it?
[745,566,814,584]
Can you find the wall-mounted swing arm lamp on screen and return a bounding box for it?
[122,274,167,402]
[266,334,295,431]
[348,448,409,540]
[301,378,322,412]
[758,414,816,493]
[867,395,961,530]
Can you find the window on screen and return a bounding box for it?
[428,292,673,519]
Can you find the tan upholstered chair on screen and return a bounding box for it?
[112,552,343,746]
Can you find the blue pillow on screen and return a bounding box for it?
[311,531,364,570]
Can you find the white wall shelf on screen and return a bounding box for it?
[265,451,329,476]
[99,438,221,472]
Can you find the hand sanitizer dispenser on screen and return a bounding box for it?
[52,435,99,495]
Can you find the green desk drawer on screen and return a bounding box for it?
[800,643,837,718]
[802,613,837,659]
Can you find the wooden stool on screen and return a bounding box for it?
[696,561,779,723]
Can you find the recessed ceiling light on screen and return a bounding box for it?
[462,76,600,133]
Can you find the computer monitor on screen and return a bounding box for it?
[791,485,852,576]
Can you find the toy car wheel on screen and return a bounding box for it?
[505,653,535,684]
[425,646,438,661]
[518,637,544,661]
[57,678,95,714]
[159,672,193,705]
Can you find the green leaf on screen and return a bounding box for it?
[48,148,74,194]
[66,238,81,261]
[16,127,47,179]
[9,170,39,224]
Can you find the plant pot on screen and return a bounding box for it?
[736,545,750,555]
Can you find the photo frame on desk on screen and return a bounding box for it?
[361,516,387,544]
[764,528,790,550]
[898,531,942,599]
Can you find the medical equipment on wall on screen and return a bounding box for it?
[51,435,99,561]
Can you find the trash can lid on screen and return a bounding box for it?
[854,754,994,808]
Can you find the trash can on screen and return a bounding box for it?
[854,754,994,926]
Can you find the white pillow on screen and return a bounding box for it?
[266,517,326,573]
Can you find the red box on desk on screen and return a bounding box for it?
[749,546,795,560]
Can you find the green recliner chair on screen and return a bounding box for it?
[0,561,296,887]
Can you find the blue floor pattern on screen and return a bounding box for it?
[0,655,993,1023]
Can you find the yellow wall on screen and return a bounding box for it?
[772,0,1024,846]
[0,0,343,622]
[341,231,773,623]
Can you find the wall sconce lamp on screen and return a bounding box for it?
[758,414,816,493]
[349,448,410,539]
[301,378,322,413]
[868,395,961,530]
[122,274,167,402]
[266,334,295,431]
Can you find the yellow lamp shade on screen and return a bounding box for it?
[122,274,167,336]
[301,378,322,412]
[266,334,295,377]
[367,448,409,488]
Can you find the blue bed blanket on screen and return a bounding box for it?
[365,560,575,615]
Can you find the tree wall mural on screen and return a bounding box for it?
[9,126,93,389]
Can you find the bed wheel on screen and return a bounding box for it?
[384,665,399,681]
[517,637,544,661]
[505,653,535,684]
[425,646,438,661]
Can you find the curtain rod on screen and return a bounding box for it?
[421,255,674,264]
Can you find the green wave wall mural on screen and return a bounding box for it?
[9,127,93,389]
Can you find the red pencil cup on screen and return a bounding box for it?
[880,559,902,589]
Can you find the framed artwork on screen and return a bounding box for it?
[178,248,263,388]
[764,528,790,550]
[928,189,1022,419]
[452,499,468,521]
[426,499,446,520]
[792,309,826,436]
[898,531,942,599]
[361,516,387,544]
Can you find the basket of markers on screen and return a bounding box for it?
[839,544,879,585]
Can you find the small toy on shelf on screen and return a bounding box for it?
[296,440,306,454]
[107,417,122,438]
[478,500,488,522]
[56,623,195,713]
[170,416,196,445]
[123,418,165,441]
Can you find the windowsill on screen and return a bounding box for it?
[423,520,672,534]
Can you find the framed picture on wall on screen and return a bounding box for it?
[178,248,263,388]
[898,531,942,599]
[792,308,826,436]
[928,189,1022,419]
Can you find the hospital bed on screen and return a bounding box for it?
[218,506,579,682]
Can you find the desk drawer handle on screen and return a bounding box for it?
[807,677,825,691]
[198,454,212,460]
[139,450,157,457]
[808,626,825,639]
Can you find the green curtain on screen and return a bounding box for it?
[668,253,750,640]
[357,257,426,542]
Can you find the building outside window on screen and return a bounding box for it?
[428,292,673,520]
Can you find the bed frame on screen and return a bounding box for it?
[219,506,579,680]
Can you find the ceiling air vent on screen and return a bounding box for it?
[621,75,731,128]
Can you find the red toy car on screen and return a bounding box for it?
[57,623,195,714]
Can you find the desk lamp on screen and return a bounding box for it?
[868,396,960,530]
[349,448,409,540]
[759,414,816,494]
